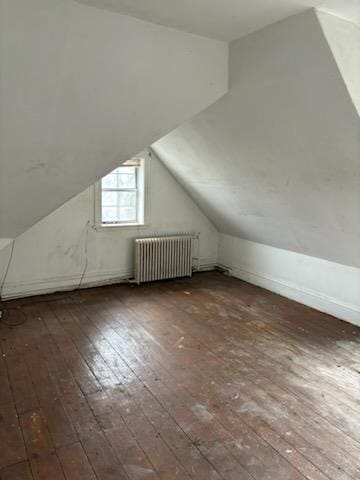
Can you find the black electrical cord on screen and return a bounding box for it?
[0,240,24,327]
[0,239,15,296]
[0,221,90,327]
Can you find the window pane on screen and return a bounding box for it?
[102,173,118,189]
[118,207,137,222]
[118,191,136,207]
[102,191,118,207]
[118,172,136,188]
[102,206,118,223]
[100,163,142,225]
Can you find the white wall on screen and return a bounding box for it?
[0,0,228,239]
[0,239,12,250]
[0,151,218,299]
[219,234,360,327]
[154,10,360,268]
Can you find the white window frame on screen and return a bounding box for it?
[94,158,148,230]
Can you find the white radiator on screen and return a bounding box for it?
[135,235,193,284]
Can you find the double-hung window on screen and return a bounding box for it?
[99,158,145,226]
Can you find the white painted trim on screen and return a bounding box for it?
[94,153,151,230]
[230,265,360,327]
[218,234,360,328]
[1,257,217,301]
[195,257,218,272]
[1,269,133,300]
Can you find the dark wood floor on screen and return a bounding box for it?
[0,272,359,480]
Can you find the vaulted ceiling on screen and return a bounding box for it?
[75,0,359,40]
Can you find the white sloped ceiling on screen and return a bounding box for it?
[74,0,359,41]
[0,0,228,240]
[154,10,360,268]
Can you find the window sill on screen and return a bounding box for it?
[94,222,149,232]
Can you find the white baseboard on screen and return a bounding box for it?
[0,269,133,301]
[219,234,360,328]
[1,258,217,301]
[194,256,218,272]
[230,265,360,327]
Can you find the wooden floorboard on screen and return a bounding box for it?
[0,272,359,480]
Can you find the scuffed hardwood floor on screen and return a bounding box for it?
[0,272,359,480]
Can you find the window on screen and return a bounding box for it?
[99,158,145,226]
